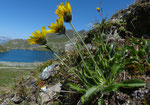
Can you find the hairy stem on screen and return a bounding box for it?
[44,45,70,70]
[64,33,98,83]
[69,21,105,80]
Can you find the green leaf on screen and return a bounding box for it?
[82,67,98,85]
[73,69,90,87]
[126,46,137,55]
[98,94,104,105]
[81,86,102,104]
[78,69,93,87]
[130,38,140,45]
[102,84,120,94]
[144,40,150,52]
[107,63,121,83]
[137,50,146,57]
[69,83,86,93]
[102,79,145,94]
[125,57,139,64]
[146,58,150,64]
[118,79,146,88]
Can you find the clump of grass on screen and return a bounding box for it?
[125,37,150,74]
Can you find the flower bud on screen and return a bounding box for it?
[64,12,72,22]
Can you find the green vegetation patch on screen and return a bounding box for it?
[0,68,31,86]
[0,62,37,87]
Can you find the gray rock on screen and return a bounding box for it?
[136,0,150,3]
[40,63,58,80]
[11,96,22,104]
[65,37,79,52]
[65,43,76,52]
[109,0,150,38]
[40,82,62,104]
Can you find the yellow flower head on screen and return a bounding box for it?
[56,2,72,22]
[48,17,66,34]
[96,7,100,12]
[27,27,47,45]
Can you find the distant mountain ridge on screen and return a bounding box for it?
[0,37,11,44]
[1,29,86,52]
[2,39,45,51]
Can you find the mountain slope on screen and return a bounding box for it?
[46,29,86,51]
[0,45,7,52]
[2,39,43,50]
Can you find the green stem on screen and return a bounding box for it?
[64,33,88,69]
[64,33,98,83]
[69,21,105,80]
[44,45,70,70]
[98,94,104,105]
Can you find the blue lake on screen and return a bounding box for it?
[0,49,54,62]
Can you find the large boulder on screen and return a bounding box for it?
[109,0,150,38]
[85,0,150,43]
[135,0,150,4]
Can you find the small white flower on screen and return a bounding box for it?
[41,86,47,92]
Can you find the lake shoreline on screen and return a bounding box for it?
[0,48,48,53]
[0,61,43,67]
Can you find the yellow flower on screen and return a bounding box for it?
[27,27,47,45]
[56,2,72,22]
[96,7,100,12]
[48,17,66,34]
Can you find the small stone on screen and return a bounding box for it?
[40,63,58,80]
[39,82,62,104]
[144,89,149,93]
[1,98,11,105]
[11,96,22,104]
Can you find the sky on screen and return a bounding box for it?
[0,0,135,39]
